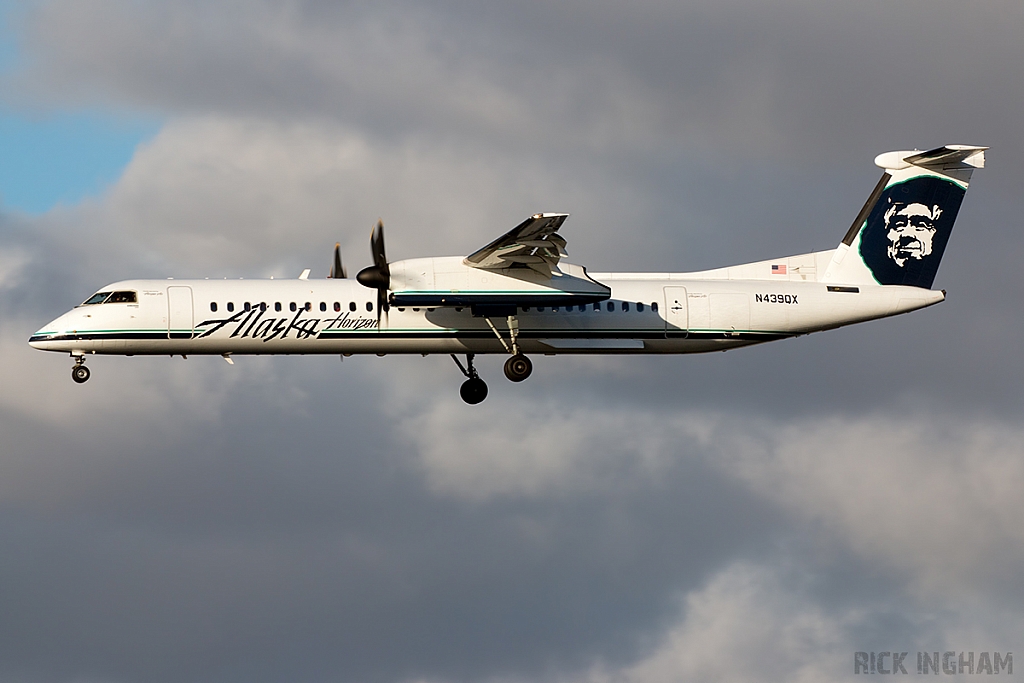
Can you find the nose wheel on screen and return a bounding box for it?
[71,357,90,384]
[459,377,488,404]
[451,353,488,404]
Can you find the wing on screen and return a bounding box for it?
[463,213,569,277]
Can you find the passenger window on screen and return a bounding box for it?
[349,302,356,312]
[552,306,559,312]
[289,302,296,312]
[304,302,311,311]
[320,302,327,312]
[82,292,111,305]
[538,307,545,312]
[244,302,251,312]
[334,302,341,312]
[622,302,629,311]
[606,302,613,311]
[107,291,137,303]
[652,302,658,311]
[260,302,267,312]
[523,307,531,312]
[210,302,218,312]
[594,303,600,311]
[637,302,644,312]
[365,302,373,312]
[227,302,235,312]
[275,302,282,312]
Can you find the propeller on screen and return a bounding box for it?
[356,220,390,326]
[329,242,347,278]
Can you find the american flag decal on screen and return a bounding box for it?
[772,264,787,275]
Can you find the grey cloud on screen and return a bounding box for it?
[88,117,655,276]
[0,347,784,682]
[14,0,1024,168]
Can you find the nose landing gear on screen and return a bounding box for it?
[71,356,90,384]
[460,377,488,404]
[451,354,488,404]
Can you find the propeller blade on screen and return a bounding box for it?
[370,220,389,276]
[356,219,391,291]
[329,242,347,278]
[376,288,389,328]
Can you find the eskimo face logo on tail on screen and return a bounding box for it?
[859,176,965,288]
[884,201,941,266]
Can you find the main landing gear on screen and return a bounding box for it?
[486,314,533,383]
[452,354,488,404]
[71,356,90,384]
[452,314,537,403]
[503,354,532,382]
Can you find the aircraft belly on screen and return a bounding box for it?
[41,325,770,356]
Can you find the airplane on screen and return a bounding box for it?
[29,144,986,404]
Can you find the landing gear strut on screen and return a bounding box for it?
[71,356,90,384]
[452,354,488,404]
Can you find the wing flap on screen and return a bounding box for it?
[464,213,569,273]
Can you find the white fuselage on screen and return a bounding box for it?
[29,253,944,358]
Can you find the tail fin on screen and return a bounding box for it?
[821,145,986,288]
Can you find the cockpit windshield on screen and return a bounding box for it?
[80,290,137,306]
[82,292,112,305]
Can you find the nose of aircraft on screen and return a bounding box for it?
[28,312,70,349]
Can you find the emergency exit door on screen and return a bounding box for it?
[663,287,688,338]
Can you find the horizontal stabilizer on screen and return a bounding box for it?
[875,145,987,171]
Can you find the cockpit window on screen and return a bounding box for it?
[107,291,137,303]
[80,290,136,306]
[82,292,112,305]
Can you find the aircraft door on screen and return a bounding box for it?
[663,286,688,338]
[167,286,194,339]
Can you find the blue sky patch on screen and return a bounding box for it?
[0,110,160,214]
[0,2,162,214]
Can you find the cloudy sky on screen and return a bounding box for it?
[1,1,1022,681]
